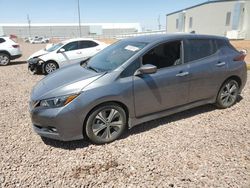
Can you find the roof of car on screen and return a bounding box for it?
[63,38,97,43]
[125,33,227,43]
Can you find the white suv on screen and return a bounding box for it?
[0,37,22,65]
[27,38,108,74]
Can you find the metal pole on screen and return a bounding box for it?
[27,14,31,37]
[77,0,82,37]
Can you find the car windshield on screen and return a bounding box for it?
[46,43,63,52]
[84,40,148,72]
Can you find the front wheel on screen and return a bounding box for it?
[43,61,58,75]
[0,53,10,66]
[85,103,127,144]
[216,79,239,109]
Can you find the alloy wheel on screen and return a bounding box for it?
[92,109,124,140]
[0,54,10,65]
[219,80,239,107]
[45,62,57,74]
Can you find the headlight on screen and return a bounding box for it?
[39,94,79,108]
[38,59,44,65]
[28,58,44,65]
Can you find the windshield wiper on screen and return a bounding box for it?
[86,65,99,73]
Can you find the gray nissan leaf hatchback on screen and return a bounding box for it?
[29,34,247,144]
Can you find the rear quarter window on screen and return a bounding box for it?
[184,39,216,63]
[79,41,98,49]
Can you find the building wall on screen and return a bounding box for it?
[166,1,250,39]
[245,1,250,39]
[0,23,141,38]
[0,26,3,36]
[2,26,89,38]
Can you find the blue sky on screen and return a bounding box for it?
[0,0,205,29]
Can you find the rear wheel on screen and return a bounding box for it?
[85,103,127,144]
[43,61,58,75]
[0,53,10,65]
[216,79,239,108]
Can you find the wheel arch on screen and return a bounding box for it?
[0,50,11,57]
[44,60,59,67]
[222,75,242,89]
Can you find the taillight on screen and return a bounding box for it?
[234,50,247,61]
[12,45,19,48]
[234,54,246,61]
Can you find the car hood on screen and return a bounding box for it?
[31,63,105,101]
[28,49,48,60]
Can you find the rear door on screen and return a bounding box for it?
[184,39,227,103]
[78,40,100,59]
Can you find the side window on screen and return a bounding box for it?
[215,39,227,51]
[225,12,231,26]
[79,41,98,49]
[62,41,79,52]
[142,41,182,69]
[0,38,5,43]
[189,17,193,29]
[184,39,216,63]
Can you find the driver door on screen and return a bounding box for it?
[133,40,190,117]
[57,41,82,66]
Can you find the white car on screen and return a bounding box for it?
[28,38,108,74]
[30,37,49,44]
[0,37,22,65]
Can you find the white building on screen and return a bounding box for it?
[0,23,142,38]
[166,0,250,39]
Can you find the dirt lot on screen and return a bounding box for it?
[0,41,250,187]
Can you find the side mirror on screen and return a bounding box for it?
[134,64,157,76]
[58,48,65,53]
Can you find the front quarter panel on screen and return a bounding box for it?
[80,71,135,121]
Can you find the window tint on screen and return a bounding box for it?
[215,39,227,50]
[62,41,79,51]
[142,41,182,69]
[0,38,5,43]
[79,40,98,49]
[226,12,231,26]
[184,39,216,63]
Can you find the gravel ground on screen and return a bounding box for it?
[0,44,250,187]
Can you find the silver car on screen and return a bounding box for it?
[29,34,247,144]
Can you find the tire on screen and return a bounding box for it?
[216,79,239,109]
[43,61,59,75]
[85,103,127,144]
[0,53,10,66]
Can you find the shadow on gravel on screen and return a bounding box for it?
[41,137,90,150]
[41,96,243,149]
[7,61,27,66]
[121,96,242,140]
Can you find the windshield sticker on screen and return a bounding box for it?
[124,45,140,52]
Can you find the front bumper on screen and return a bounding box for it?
[28,59,43,74]
[30,102,85,141]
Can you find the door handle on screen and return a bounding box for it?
[76,51,82,54]
[176,71,189,77]
[216,62,226,67]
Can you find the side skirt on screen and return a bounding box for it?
[128,99,215,129]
